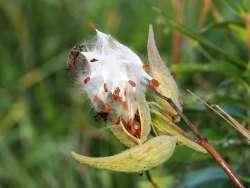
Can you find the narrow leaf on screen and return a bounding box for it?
[154,8,246,67]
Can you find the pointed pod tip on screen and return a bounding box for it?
[149,24,153,30]
[71,151,78,159]
[71,151,88,163]
[148,24,154,39]
[147,24,157,50]
[149,24,153,33]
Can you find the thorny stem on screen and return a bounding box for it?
[154,90,245,188]
[145,171,159,188]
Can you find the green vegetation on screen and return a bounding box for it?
[0,0,249,187]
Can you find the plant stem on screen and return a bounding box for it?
[187,89,250,142]
[172,0,183,64]
[154,90,245,188]
[145,171,158,188]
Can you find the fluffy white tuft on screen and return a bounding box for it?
[76,29,153,122]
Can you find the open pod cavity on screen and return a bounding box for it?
[108,96,151,147]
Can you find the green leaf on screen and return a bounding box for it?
[223,0,250,17]
[154,8,246,68]
[170,62,250,91]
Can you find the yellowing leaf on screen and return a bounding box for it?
[72,135,176,172]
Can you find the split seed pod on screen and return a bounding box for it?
[147,25,207,153]
[72,135,176,172]
[69,28,177,172]
[108,95,151,147]
[147,25,182,120]
[67,29,156,146]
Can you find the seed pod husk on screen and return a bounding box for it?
[72,135,176,172]
[151,109,207,153]
[147,25,182,118]
[108,96,151,147]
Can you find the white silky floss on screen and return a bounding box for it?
[78,29,152,122]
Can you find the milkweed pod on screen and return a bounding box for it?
[108,96,151,147]
[72,135,176,172]
[151,109,207,153]
[147,25,182,119]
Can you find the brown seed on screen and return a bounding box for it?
[143,64,150,71]
[120,118,127,127]
[128,80,136,87]
[114,87,120,95]
[150,78,159,89]
[112,87,122,101]
[103,103,111,113]
[130,119,141,138]
[90,58,98,62]
[84,76,91,84]
[115,116,121,124]
[103,83,108,92]
[133,123,140,130]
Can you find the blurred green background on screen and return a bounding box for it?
[0,0,249,188]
